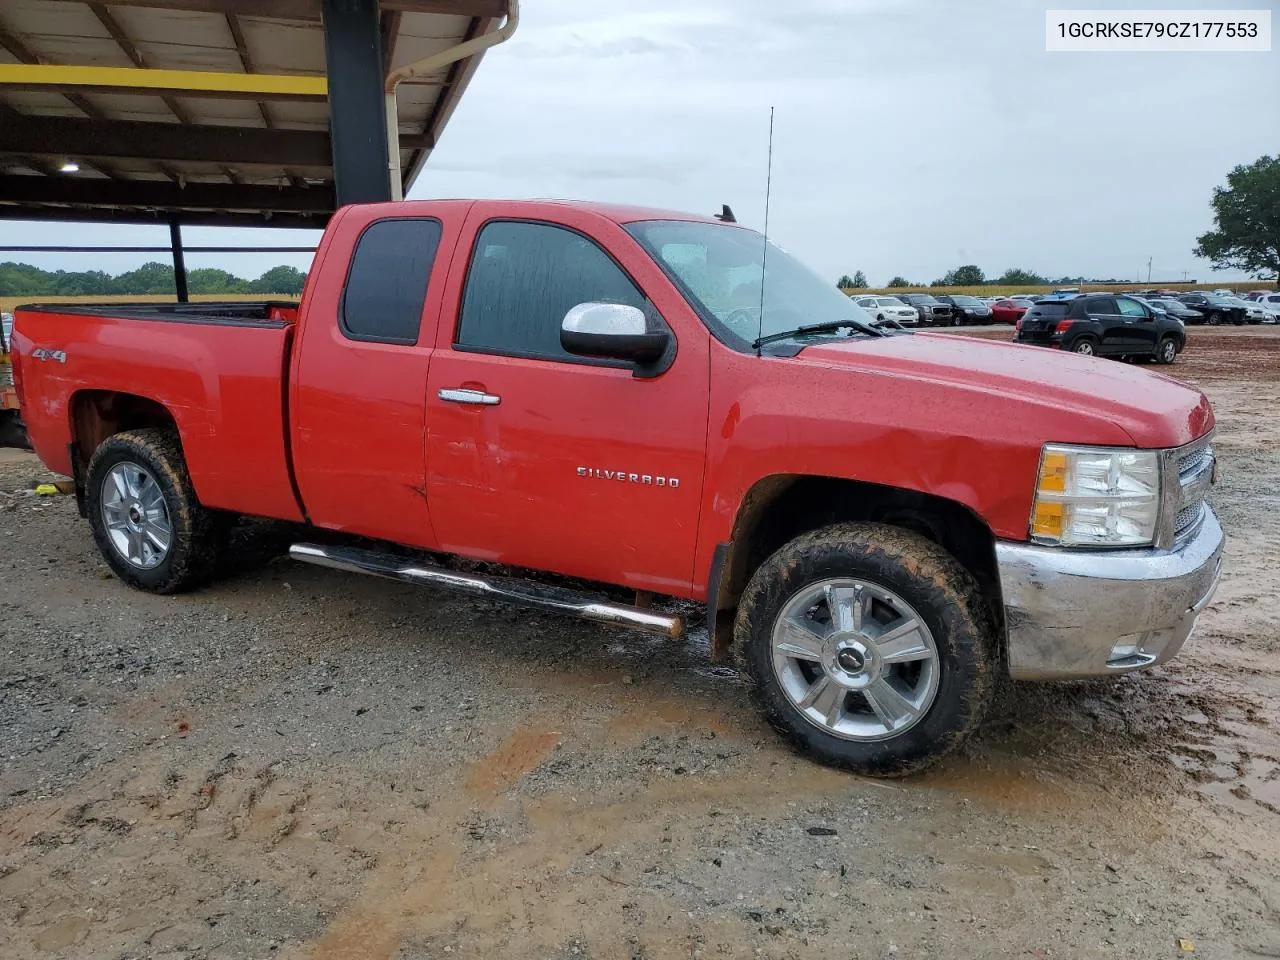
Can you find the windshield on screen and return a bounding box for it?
[950,296,982,306]
[625,220,874,346]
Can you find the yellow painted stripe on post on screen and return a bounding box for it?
[0,63,328,97]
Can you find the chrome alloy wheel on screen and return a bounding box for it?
[101,462,172,569]
[771,579,940,741]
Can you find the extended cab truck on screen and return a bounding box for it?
[12,200,1224,776]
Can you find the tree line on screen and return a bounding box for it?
[0,261,308,297]
[838,266,1058,290]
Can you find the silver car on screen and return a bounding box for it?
[852,296,920,326]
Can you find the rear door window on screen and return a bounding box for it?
[1085,297,1118,317]
[341,218,442,345]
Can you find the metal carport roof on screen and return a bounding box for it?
[0,0,511,229]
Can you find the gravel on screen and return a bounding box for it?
[1,342,1279,959]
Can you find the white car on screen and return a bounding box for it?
[1223,296,1268,324]
[1247,293,1280,322]
[852,296,920,326]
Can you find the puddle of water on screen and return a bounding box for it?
[920,755,1090,814]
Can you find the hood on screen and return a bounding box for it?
[798,332,1213,448]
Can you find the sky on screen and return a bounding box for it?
[2,0,1277,286]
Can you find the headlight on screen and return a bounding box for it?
[1030,444,1160,547]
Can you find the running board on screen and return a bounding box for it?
[289,543,684,639]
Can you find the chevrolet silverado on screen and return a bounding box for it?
[11,199,1223,776]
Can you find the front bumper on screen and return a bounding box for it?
[996,506,1224,680]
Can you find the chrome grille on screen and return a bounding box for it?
[1169,436,1214,545]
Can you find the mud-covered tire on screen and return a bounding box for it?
[85,429,222,594]
[734,522,997,777]
[1154,336,1178,365]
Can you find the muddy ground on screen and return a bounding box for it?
[1,327,1278,960]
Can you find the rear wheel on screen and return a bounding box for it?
[734,522,997,776]
[86,429,223,593]
[1206,311,1221,326]
[1154,336,1178,365]
[1070,336,1098,356]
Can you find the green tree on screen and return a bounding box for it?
[1194,155,1280,278]
[188,268,250,295]
[996,267,1048,286]
[837,274,855,290]
[886,276,910,288]
[949,264,985,286]
[115,261,177,295]
[850,270,868,288]
[251,265,307,295]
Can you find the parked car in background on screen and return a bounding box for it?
[1014,294,1185,363]
[1178,292,1247,325]
[991,298,1033,324]
[1144,298,1204,324]
[1246,292,1280,321]
[1223,297,1268,324]
[851,296,920,326]
[895,293,954,326]
[935,295,993,325]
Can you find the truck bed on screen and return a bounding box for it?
[12,300,305,522]
[16,300,300,326]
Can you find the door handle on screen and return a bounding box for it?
[438,388,501,406]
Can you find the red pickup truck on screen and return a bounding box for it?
[11,199,1223,775]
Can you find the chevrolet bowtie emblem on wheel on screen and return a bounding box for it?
[577,467,680,488]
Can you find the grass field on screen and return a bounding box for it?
[0,293,297,313]
[850,281,1275,298]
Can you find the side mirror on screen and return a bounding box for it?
[561,302,671,365]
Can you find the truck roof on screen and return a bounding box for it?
[348,198,731,227]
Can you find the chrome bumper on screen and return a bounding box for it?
[996,507,1224,680]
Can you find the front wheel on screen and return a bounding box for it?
[1206,311,1220,326]
[85,429,224,593]
[734,522,997,776]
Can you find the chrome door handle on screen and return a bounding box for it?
[438,388,500,406]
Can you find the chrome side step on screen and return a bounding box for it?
[289,543,684,639]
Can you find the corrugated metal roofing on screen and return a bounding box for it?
[0,0,505,227]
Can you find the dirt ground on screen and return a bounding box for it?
[1,327,1278,960]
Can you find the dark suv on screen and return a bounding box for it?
[1013,294,1185,364]
[935,295,992,325]
[1177,292,1246,325]
[894,293,954,326]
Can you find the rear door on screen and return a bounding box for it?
[1080,296,1122,353]
[423,206,711,595]
[290,202,470,548]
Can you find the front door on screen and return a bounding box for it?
[1114,297,1159,352]
[424,211,710,596]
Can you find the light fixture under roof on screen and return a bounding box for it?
[59,161,80,173]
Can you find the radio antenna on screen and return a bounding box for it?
[756,106,775,356]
